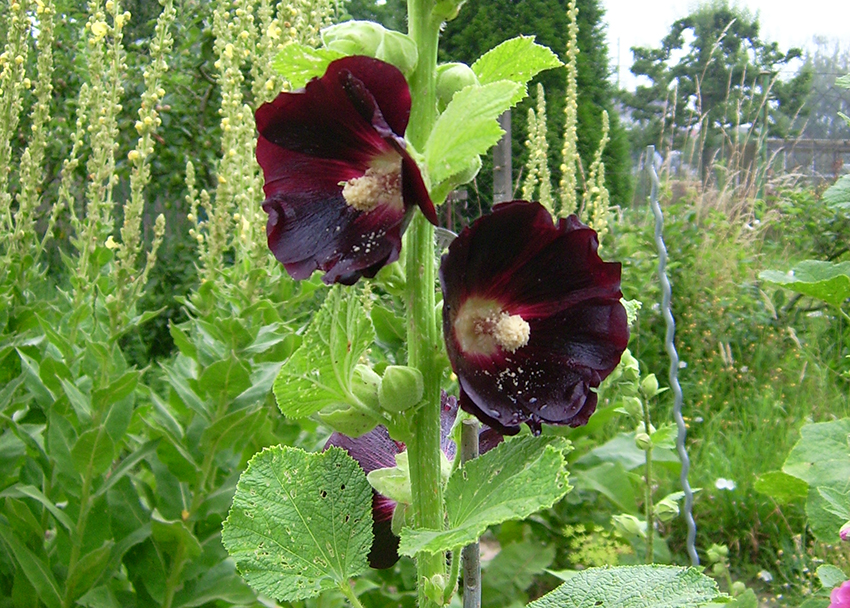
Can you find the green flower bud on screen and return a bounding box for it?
[436,62,479,110]
[321,21,417,77]
[731,581,747,597]
[641,373,659,397]
[620,396,642,416]
[706,543,728,563]
[322,20,382,56]
[379,365,424,413]
[635,431,652,451]
[611,514,647,539]
[653,498,680,522]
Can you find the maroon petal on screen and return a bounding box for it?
[326,426,403,569]
[440,201,629,435]
[256,56,436,285]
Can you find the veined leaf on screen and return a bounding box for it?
[222,446,373,602]
[531,565,721,608]
[0,524,63,608]
[425,80,521,186]
[272,43,344,89]
[472,36,563,101]
[399,436,571,555]
[273,286,374,419]
[760,260,850,307]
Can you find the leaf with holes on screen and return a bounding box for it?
[531,565,721,608]
[273,286,374,419]
[398,436,570,556]
[222,446,373,602]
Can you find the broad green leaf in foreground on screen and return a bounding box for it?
[782,419,850,542]
[531,565,721,608]
[753,470,809,504]
[472,36,563,102]
[222,446,373,603]
[783,419,850,490]
[818,564,847,589]
[272,43,344,89]
[424,80,522,187]
[398,436,570,555]
[823,174,850,209]
[760,260,850,307]
[273,286,374,418]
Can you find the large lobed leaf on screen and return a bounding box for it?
[399,436,570,556]
[273,286,374,419]
[783,419,850,542]
[531,565,721,608]
[760,260,850,307]
[222,446,373,602]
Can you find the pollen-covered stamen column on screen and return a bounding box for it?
[405,0,445,606]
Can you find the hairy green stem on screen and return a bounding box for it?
[405,2,444,605]
[339,581,367,608]
[641,398,654,564]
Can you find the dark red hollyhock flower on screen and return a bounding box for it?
[256,56,437,285]
[325,393,501,569]
[440,201,629,436]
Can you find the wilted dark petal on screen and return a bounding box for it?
[440,200,628,435]
[326,426,404,569]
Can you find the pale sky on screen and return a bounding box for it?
[602,0,850,89]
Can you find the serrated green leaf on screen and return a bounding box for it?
[527,565,721,608]
[273,286,374,418]
[222,446,373,603]
[760,261,850,307]
[71,429,115,477]
[753,471,809,504]
[818,564,847,589]
[399,436,570,556]
[783,419,850,490]
[272,43,344,89]
[472,36,562,100]
[425,80,522,187]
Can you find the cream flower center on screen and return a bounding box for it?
[342,158,403,213]
[454,297,531,356]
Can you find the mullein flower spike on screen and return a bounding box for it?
[256,56,436,285]
[440,201,629,435]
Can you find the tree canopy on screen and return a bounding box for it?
[622,0,811,163]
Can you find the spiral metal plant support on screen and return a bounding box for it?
[646,146,699,566]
